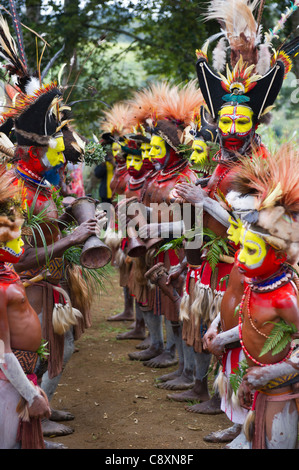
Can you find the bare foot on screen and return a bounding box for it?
[116,328,146,340]
[155,366,183,383]
[156,373,194,390]
[128,346,164,361]
[204,424,242,443]
[107,311,134,322]
[42,418,74,437]
[135,335,151,350]
[185,394,222,414]
[166,387,204,402]
[50,408,74,422]
[143,351,178,368]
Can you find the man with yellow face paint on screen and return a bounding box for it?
[109,138,130,199]
[129,86,199,374]
[235,225,299,449]
[140,141,153,172]
[112,138,155,342]
[190,139,208,167]
[126,153,144,176]
[8,89,107,444]
[218,105,255,153]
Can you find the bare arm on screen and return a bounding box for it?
[174,183,230,227]
[15,218,98,272]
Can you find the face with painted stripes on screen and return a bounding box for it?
[236,226,285,279]
[218,105,254,150]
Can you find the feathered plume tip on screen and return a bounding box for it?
[126,82,171,130]
[99,102,133,137]
[203,0,261,69]
[264,0,299,44]
[0,14,40,94]
[156,80,204,128]
[0,15,28,78]
[231,143,299,259]
[232,143,299,213]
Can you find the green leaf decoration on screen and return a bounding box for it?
[259,320,297,357]
[84,142,107,167]
[156,235,185,254]
[36,339,50,361]
[202,228,230,272]
[229,359,249,394]
[234,303,240,318]
[219,274,230,289]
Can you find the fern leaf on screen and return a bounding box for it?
[229,359,249,394]
[259,320,297,357]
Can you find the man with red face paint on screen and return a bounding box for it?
[115,140,155,342]
[127,82,200,371]
[211,145,299,449]
[0,169,51,449]
[1,85,102,444]
[172,14,298,417]
[236,225,299,449]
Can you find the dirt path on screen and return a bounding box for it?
[49,268,232,450]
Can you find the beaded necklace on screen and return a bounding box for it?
[206,166,231,199]
[15,165,50,188]
[157,159,189,183]
[238,284,295,366]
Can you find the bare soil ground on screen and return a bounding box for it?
[48,267,232,450]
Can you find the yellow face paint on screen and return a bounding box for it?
[5,233,24,256]
[149,135,167,160]
[46,136,65,167]
[141,143,152,161]
[112,142,122,158]
[227,215,243,245]
[238,227,267,270]
[126,154,143,172]
[218,105,253,136]
[190,139,208,165]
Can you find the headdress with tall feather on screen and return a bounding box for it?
[196,0,299,122]
[0,14,62,148]
[100,102,133,140]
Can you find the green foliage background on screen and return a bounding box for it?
[1,0,298,141]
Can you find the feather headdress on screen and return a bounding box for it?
[148,80,205,151]
[196,0,299,122]
[0,14,66,148]
[100,102,133,139]
[157,80,204,128]
[127,81,171,130]
[204,0,261,71]
[230,143,299,260]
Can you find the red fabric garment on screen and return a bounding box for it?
[222,346,242,375]
[199,260,234,290]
